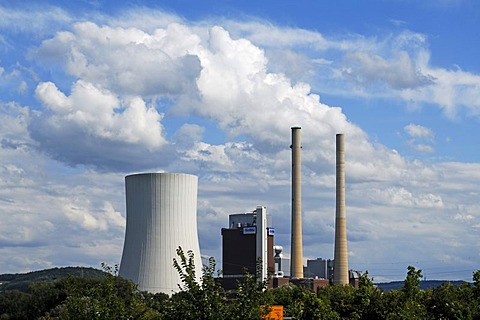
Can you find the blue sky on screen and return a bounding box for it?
[1,0,480,282]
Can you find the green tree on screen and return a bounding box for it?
[270,285,338,320]
[424,282,474,320]
[54,265,158,319]
[382,266,427,319]
[165,246,228,320]
[402,265,423,300]
[269,284,306,318]
[352,271,384,320]
[0,290,33,320]
[318,283,357,319]
[227,259,272,320]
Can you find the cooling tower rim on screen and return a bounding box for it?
[125,172,197,179]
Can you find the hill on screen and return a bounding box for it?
[376,280,468,291]
[0,266,106,292]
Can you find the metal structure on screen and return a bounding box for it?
[290,127,304,278]
[118,172,202,294]
[333,134,349,284]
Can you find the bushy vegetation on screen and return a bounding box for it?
[1,250,479,320]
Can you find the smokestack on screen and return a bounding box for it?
[333,133,349,285]
[290,127,303,278]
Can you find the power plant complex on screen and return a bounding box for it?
[118,128,354,294]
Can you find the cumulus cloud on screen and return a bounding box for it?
[37,22,202,97]
[228,21,480,119]
[31,80,170,170]
[32,21,369,172]
[35,80,166,148]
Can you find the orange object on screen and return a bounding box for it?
[262,305,284,320]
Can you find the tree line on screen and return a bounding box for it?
[1,248,480,319]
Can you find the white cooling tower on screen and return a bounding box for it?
[118,173,202,294]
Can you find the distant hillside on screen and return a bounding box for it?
[376,280,469,291]
[0,266,106,292]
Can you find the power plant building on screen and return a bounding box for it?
[304,258,334,280]
[119,173,202,294]
[221,206,274,289]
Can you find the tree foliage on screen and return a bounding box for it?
[2,261,480,320]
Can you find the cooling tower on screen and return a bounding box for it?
[119,173,202,294]
[333,134,349,285]
[290,127,304,278]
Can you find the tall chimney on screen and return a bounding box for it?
[333,133,349,285]
[290,127,303,278]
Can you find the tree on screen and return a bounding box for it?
[384,266,427,319]
[166,246,228,319]
[269,284,306,318]
[53,264,158,319]
[402,265,422,300]
[227,259,272,320]
[352,271,384,320]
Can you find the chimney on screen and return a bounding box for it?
[333,133,349,284]
[290,127,304,278]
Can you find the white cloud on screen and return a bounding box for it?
[454,213,474,222]
[62,199,125,231]
[225,20,480,119]
[172,123,205,151]
[0,5,71,35]
[1,7,480,281]
[404,123,435,153]
[414,144,435,153]
[344,51,434,90]
[17,80,27,94]
[37,22,202,97]
[404,123,434,139]
[369,187,444,208]
[32,80,168,170]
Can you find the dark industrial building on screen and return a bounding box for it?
[221,206,275,290]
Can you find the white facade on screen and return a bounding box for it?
[255,206,268,282]
[119,173,202,294]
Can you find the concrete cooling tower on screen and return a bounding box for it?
[119,173,202,294]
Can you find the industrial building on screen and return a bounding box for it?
[273,246,290,277]
[118,173,202,294]
[304,258,334,280]
[221,206,274,290]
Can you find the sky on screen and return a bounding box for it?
[1,0,479,282]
